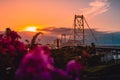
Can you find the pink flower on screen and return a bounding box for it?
[7,45,16,56]
[7,31,21,40]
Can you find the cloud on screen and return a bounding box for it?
[37,27,72,35]
[80,0,110,17]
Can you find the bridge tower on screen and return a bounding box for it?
[74,15,85,45]
[61,34,67,43]
[73,14,97,45]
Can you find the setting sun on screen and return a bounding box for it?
[25,26,37,32]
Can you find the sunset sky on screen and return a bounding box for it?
[0,0,120,45]
[0,0,120,32]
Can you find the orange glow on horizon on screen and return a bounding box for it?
[25,26,37,32]
[20,25,46,33]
